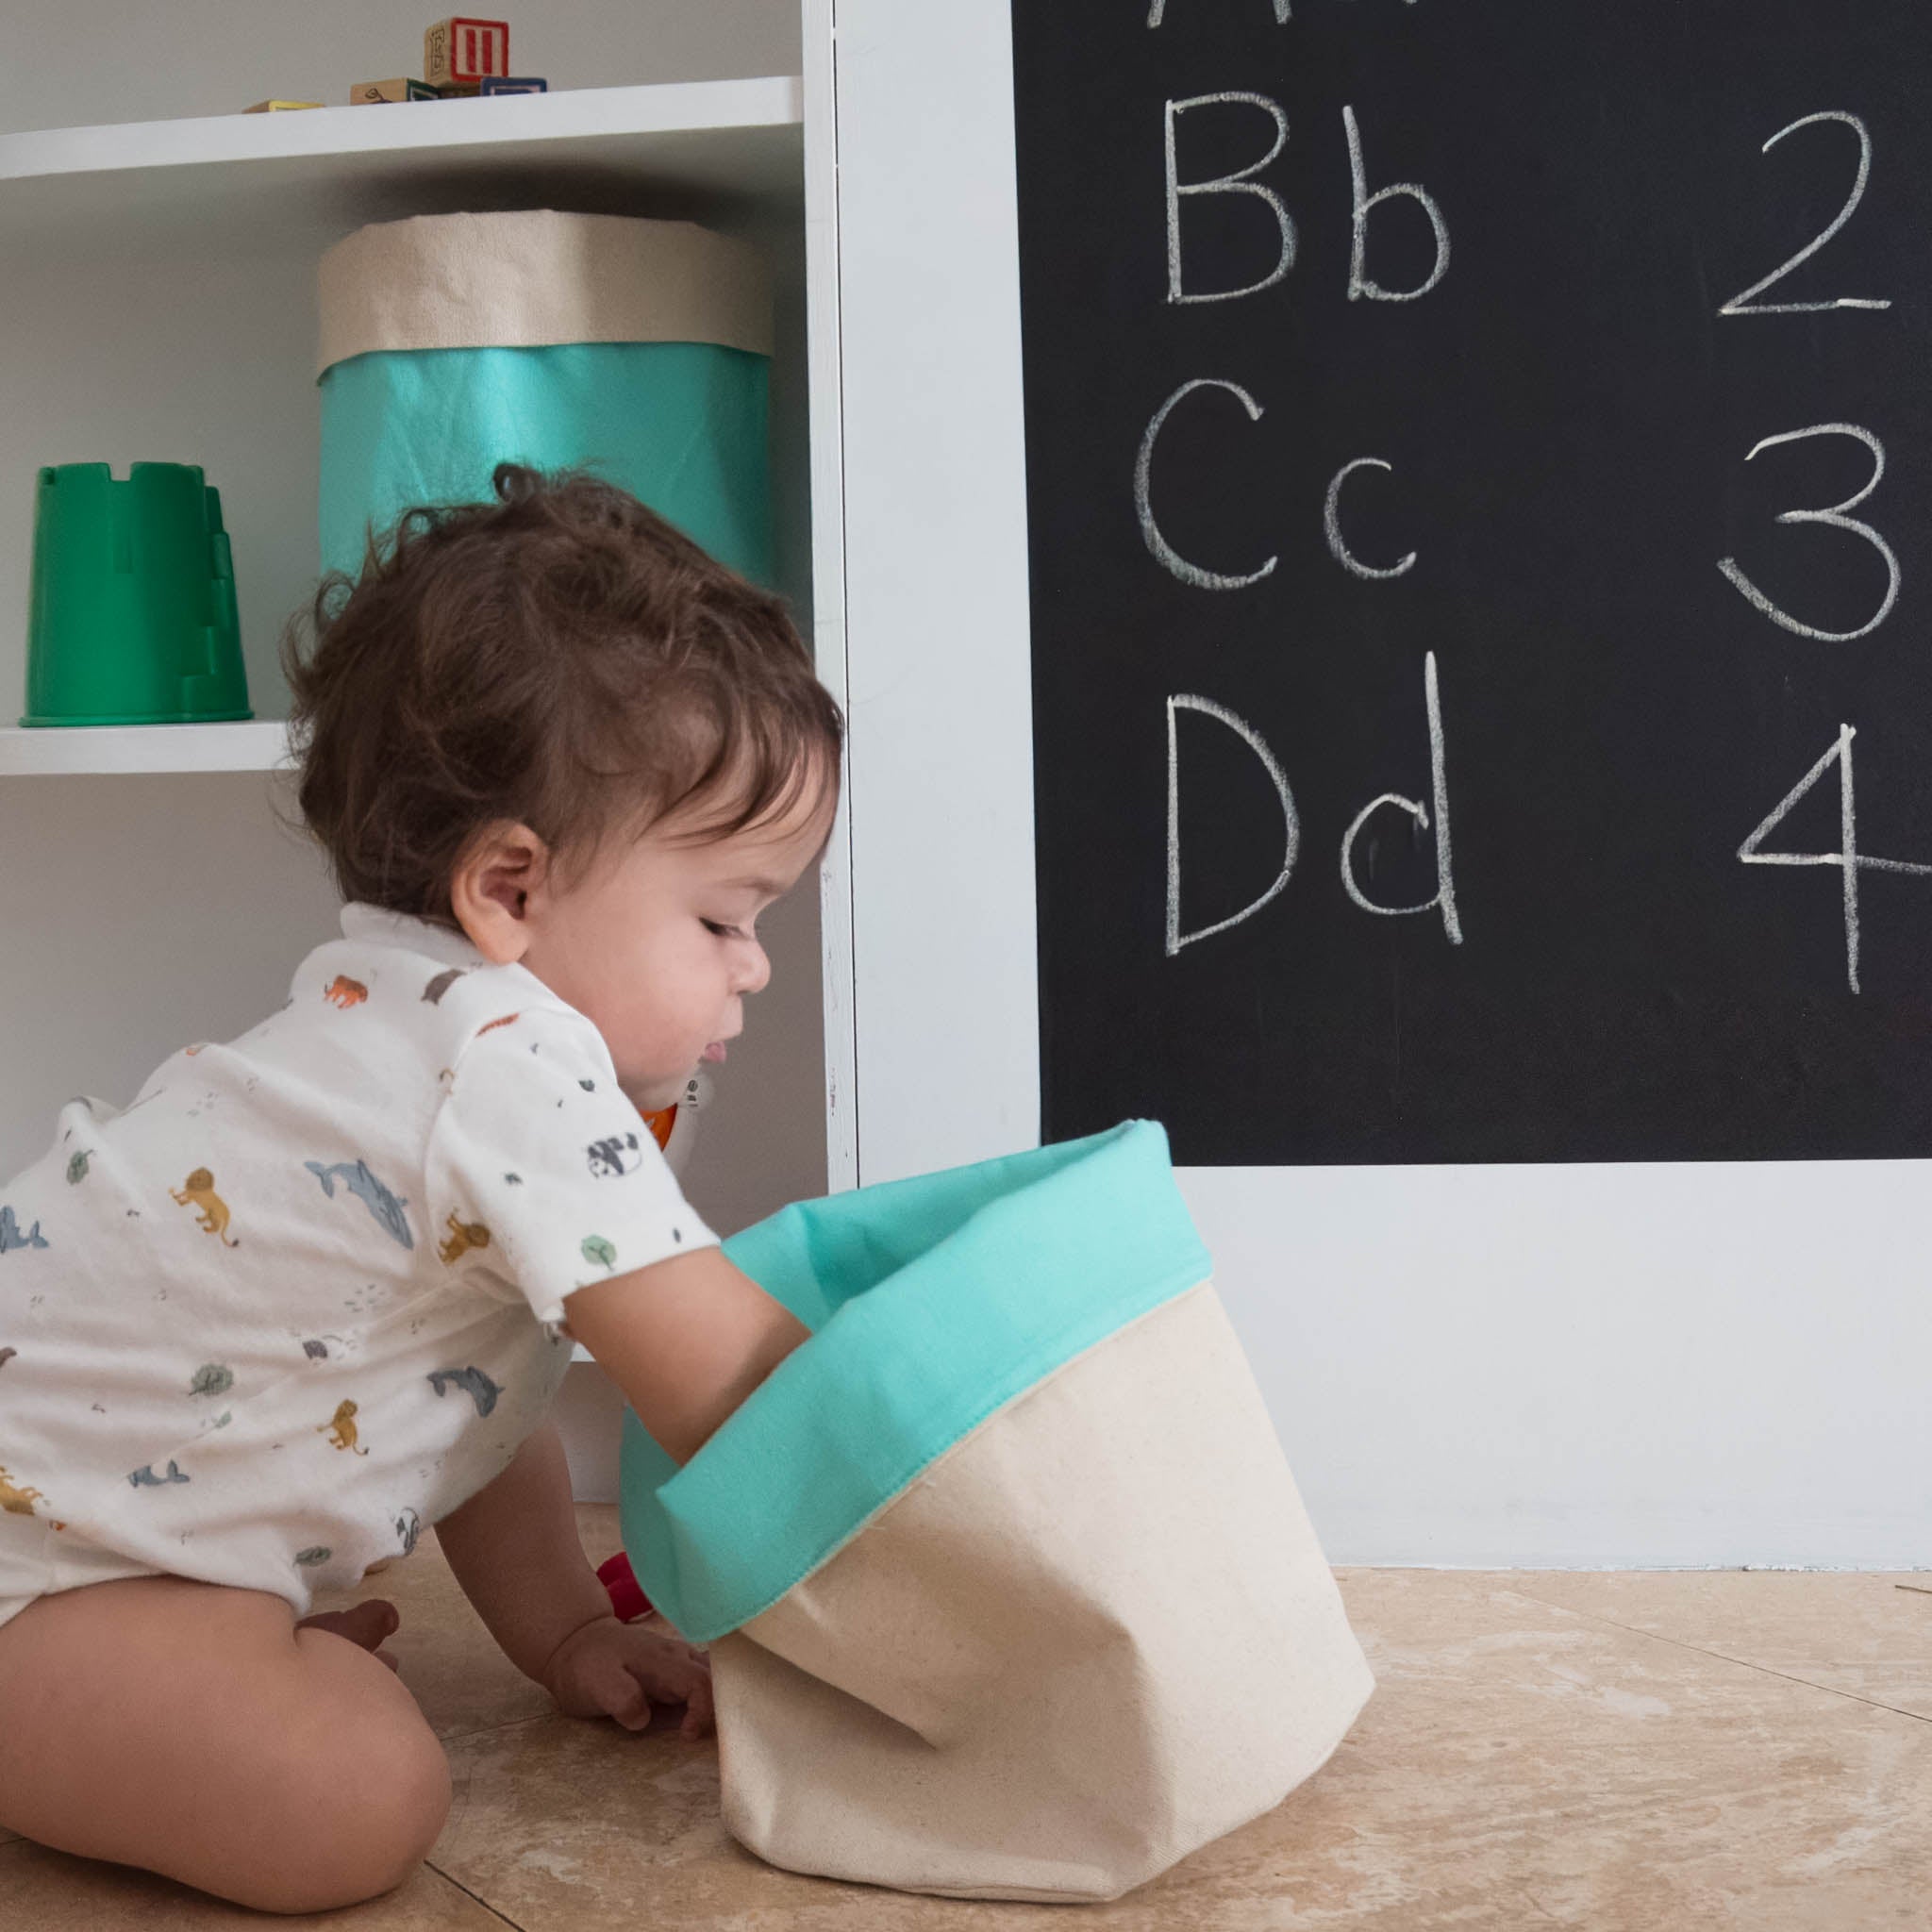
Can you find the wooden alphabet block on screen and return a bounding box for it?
[479,75,546,95]
[423,17,509,86]
[242,100,323,113]
[349,78,411,104]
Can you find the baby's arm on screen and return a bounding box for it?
[434,1422,614,1674]
[436,1239,809,1734]
[564,1245,811,1466]
[435,1421,714,1735]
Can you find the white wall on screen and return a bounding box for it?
[0,0,814,1504]
[0,1,800,134]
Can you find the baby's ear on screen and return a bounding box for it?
[450,821,551,961]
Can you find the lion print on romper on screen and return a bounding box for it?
[439,1209,491,1265]
[171,1169,241,1246]
[319,1400,371,1455]
[0,1467,64,1529]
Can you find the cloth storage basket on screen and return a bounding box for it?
[619,1118,1376,1903]
[315,210,773,583]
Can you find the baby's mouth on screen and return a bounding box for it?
[701,1041,728,1063]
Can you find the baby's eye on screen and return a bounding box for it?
[701,919,746,940]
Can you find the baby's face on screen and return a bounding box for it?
[466,773,837,1115]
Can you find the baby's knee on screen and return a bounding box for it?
[341,1718,454,1900]
[241,1702,452,1913]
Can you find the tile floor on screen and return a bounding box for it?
[1,1506,1925,1929]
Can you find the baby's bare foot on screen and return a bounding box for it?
[295,1598,402,1672]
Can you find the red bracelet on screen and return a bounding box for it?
[596,1549,655,1622]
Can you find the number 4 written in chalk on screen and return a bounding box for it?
[1739,724,1932,993]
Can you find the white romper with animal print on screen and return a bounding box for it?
[0,903,718,1630]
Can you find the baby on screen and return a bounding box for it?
[0,464,843,1912]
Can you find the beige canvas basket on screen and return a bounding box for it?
[621,1120,1375,1902]
[314,209,774,587]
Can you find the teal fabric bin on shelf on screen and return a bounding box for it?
[315,210,773,584]
[619,1120,1376,1905]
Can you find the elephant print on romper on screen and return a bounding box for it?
[323,975,368,1008]
[421,968,467,1006]
[171,1168,241,1246]
[320,1400,371,1455]
[427,1366,501,1417]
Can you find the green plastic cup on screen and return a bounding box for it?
[21,461,252,726]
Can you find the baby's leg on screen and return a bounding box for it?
[0,1574,450,1912]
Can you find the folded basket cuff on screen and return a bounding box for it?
[620,1118,1213,1643]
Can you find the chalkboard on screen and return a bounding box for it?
[1010,0,1932,1164]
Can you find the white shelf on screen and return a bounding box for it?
[0,721,291,775]
[0,76,806,255]
[0,75,812,779]
[0,76,802,182]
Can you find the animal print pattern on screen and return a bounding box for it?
[0,904,713,1621]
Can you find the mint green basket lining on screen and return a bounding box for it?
[317,340,773,586]
[618,1119,1211,1643]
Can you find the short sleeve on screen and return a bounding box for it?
[423,1000,719,1325]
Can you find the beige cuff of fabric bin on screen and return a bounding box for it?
[316,210,773,377]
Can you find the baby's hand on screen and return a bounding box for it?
[541,1614,715,1740]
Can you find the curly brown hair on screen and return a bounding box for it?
[277,462,843,926]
